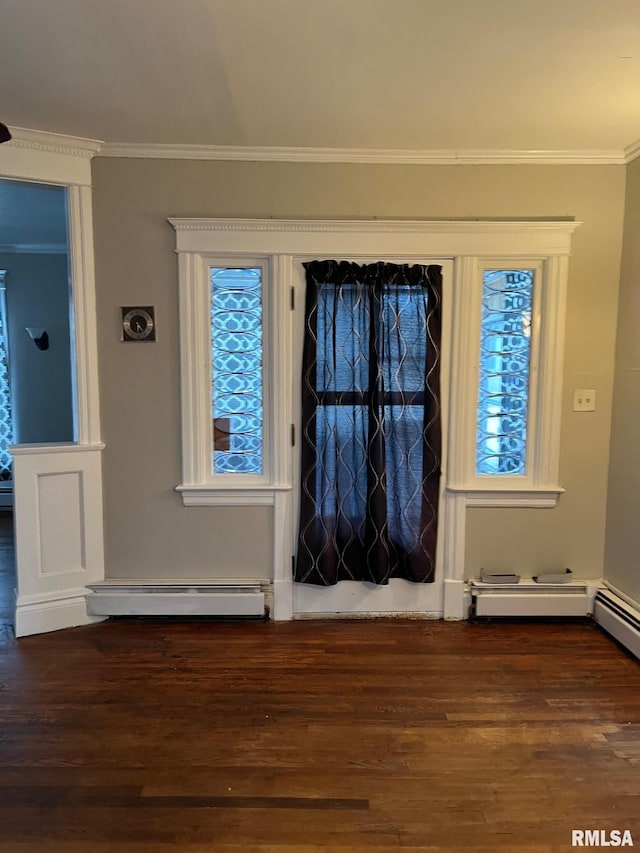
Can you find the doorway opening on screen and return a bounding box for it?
[291,256,452,618]
[0,177,74,628]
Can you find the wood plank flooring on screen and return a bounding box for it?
[0,511,15,626]
[0,617,638,852]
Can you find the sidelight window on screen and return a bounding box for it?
[210,267,264,475]
[476,269,534,476]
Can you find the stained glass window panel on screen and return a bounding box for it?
[476,269,533,475]
[210,268,263,475]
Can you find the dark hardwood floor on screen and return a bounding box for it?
[0,511,15,627]
[0,615,638,852]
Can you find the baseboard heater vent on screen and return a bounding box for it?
[470,579,591,618]
[86,579,266,618]
[593,589,640,659]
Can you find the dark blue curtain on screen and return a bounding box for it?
[295,260,442,586]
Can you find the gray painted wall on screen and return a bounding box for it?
[91,158,625,581]
[604,158,640,605]
[1,252,74,445]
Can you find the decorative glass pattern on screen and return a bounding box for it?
[476,269,533,475]
[0,272,13,481]
[210,268,263,474]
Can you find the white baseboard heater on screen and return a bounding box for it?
[470,579,592,618]
[593,589,640,659]
[86,579,266,618]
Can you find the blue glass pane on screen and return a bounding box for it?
[315,285,428,395]
[476,270,533,475]
[211,268,263,474]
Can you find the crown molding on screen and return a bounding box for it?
[3,127,635,165]
[624,139,640,164]
[99,142,626,166]
[1,127,102,185]
[169,217,582,235]
[7,127,103,158]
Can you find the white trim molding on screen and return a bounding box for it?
[293,581,443,618]
[10,442,106,456]
[176,484,292,506]
[623,139,640,165]
[6,127,636,167]
[67,184,102,444]
[446,254,574,509]
[171,217,579,622]
[450,487,566,508]
[174,252,288,498]
[11,444,106,637]
[171,218,581,258]
[14,586,104,638]
[1,127,101,186]
[100,142,627,166]
[442,491,468,619]
[2,135,106,635]
[7,127,102,158]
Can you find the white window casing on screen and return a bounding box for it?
[171,218,578,511]
[446,256,568,506]
[175,250,292,505]
[171,219,579,620]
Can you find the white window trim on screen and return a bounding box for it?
[446,256,568,503]
[172,218,578,510]
[174,249,292,506]
[201,257,272,488]
[171,218,579,620]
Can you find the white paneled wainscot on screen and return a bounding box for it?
[11,443,106,636]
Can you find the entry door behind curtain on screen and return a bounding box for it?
[295,260,442,587]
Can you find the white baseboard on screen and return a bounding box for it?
[15,587,105,638]
[444,578,467,620]
[86,579,266,618]
[593,588,640,659]
[276,577,448,620]
[272,578,293,621]
[293,578,443,618]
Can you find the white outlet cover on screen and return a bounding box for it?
[573,389,596,412]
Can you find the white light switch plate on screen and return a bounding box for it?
[573,389,596,411]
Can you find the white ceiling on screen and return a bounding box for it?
[1,0,639,153]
